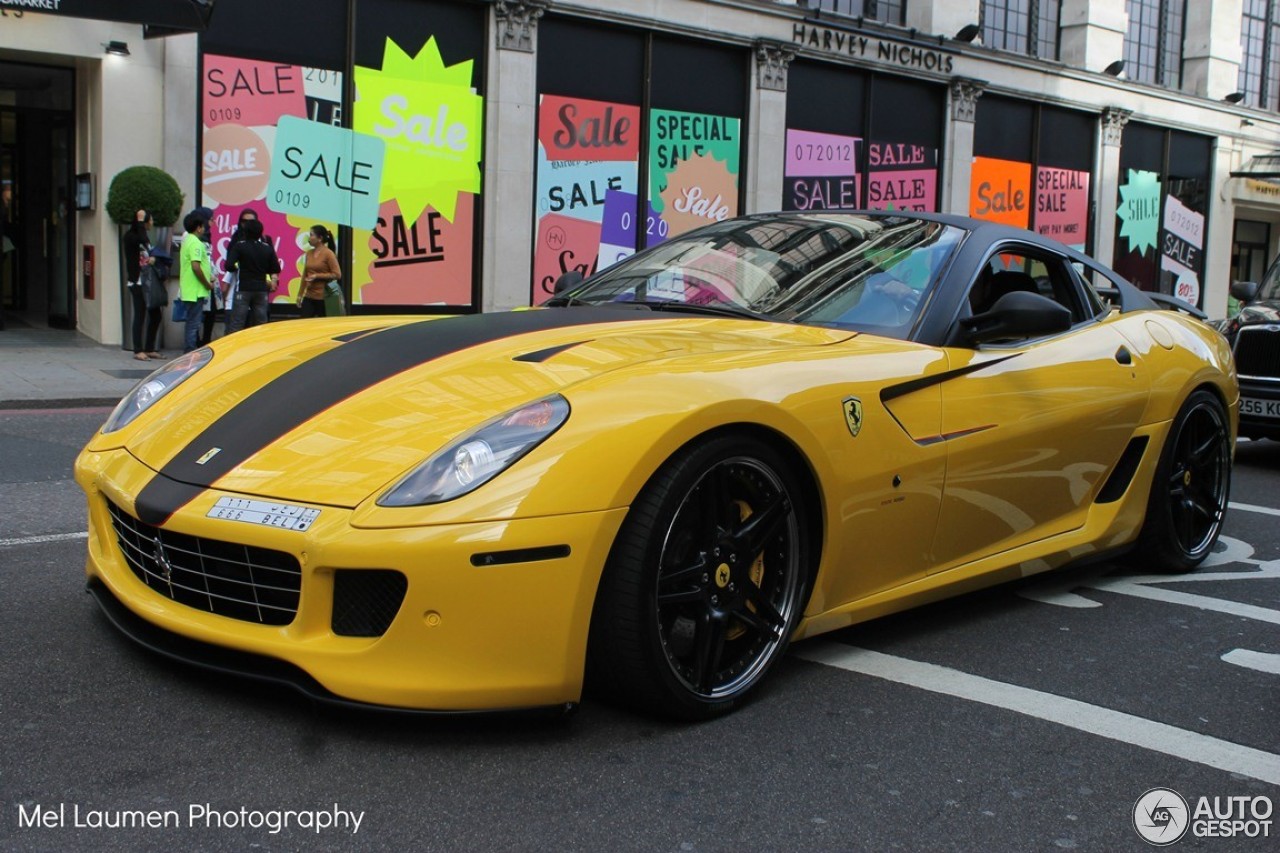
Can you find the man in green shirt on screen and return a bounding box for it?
[179,210,213,353]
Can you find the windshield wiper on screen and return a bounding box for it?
[631,299,772,321]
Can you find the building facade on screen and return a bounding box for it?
[2,0,1280,344]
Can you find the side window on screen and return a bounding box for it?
[968,246,1091,325]
[1070,261,1110,317]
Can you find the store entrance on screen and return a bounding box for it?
[0,61,75,332]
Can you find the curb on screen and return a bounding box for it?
[0,399,120,410]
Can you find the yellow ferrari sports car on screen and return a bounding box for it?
[76,212,1237,719]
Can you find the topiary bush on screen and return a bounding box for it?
[105,165,184,226]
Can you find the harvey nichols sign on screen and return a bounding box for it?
[792,23,956,74]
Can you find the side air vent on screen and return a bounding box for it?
[1095,436,1150,504]
[331,570,408,637]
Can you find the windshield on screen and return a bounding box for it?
[1260,254,1280,301]
[554,214,965,337]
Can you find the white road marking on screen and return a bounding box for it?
[1222,649,1280,676]
[796,643,1280,786]
[1229,501,1280,518]
[1089,580,1280,624]
[0,531,88,548]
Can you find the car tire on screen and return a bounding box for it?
[1132,389,1231,573]
[587,434,811,720]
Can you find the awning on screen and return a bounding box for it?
[1230,150,1280,179]
[0,0,215,32]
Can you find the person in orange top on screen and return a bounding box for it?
[298,224,341,318]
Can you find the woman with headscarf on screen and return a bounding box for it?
[122,209,163,360]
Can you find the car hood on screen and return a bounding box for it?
[1238,299,1280,325]
[120,309,854,508]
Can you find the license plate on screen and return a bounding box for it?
[207,496,320,531]
[1240,397,1280,419]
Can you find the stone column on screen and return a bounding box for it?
[1059,0,1127,73]
[1203,140,1237,317]
[746,41,793,213]
[1094,106,1131,266]
[943,77,984,216]
[1183,0,1243,99]
[905,0,980,42]
[482,0,547,311]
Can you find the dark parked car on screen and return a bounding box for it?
[1225,270,1280,439]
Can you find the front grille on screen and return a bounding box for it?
[1234,326,1280,379]
[331,570,408,637]
[106,501,302,625]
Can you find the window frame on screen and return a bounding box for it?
[948,240,1100,348]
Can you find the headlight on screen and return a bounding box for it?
[102,348,213,433]
[378,395,571,507]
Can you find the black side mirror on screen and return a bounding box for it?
[1230,280,1260,304]
[961,290,1073,345]
[554,271,585,295]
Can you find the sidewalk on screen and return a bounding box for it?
[0,328,159,407]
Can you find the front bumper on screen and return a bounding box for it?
[76,447,627,711]
[1237,378,1280,439]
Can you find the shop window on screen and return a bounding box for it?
[1123,0,1186,88]
[783,61,866,213]
[805,1,905,26]
[980,0,1061,60]
[532,19,645,304]
[1238,0,1280,110]
[350,0,487,310]
[1113,122,1211,308]
[971,97,1092,251]
[866,76,943,213]
[647,37,747,247]
[199,52,347,313]
[202,0,346,69]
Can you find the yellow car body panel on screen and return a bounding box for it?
[76,295,1237,712]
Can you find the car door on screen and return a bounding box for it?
[928,243,1152,572]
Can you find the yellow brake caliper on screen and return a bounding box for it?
[727,500,766,641]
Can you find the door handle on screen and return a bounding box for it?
[1115,346,1133,366]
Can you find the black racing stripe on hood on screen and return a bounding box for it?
[135,308,663,525]
[135,478,207,528]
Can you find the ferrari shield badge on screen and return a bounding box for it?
[842,396,864,438]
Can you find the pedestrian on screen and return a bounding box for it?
[225,217,281,334]
[123,209,163,361]
[222,208,259,330]
[298,224,341,318]
[179,210,213,353]
[194,206,221,346]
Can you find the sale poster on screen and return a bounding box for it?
[1160,195,1205,306]
[201,54,341,303]
[532,94,640,305]
[648,109,740,246]
[1034,166,1089,250]
[867,141,937,212]
[969,156,1032,228]
[353,196,474,306]
[349,37,485,307]
[267,116,385,229]
[783,129,861,211]
[1117,169,1162,256]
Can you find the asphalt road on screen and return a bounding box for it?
[1,409,1276,852]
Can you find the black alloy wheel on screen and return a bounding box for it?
[1134,389,1231,572]
[587,434,811,719]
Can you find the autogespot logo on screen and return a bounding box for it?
[1134,788,1190,845]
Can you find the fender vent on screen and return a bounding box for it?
[1096,436,1150,504]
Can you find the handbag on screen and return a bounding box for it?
[171,299,188,323]
[142,266,168,309]
[324,279,346,316]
